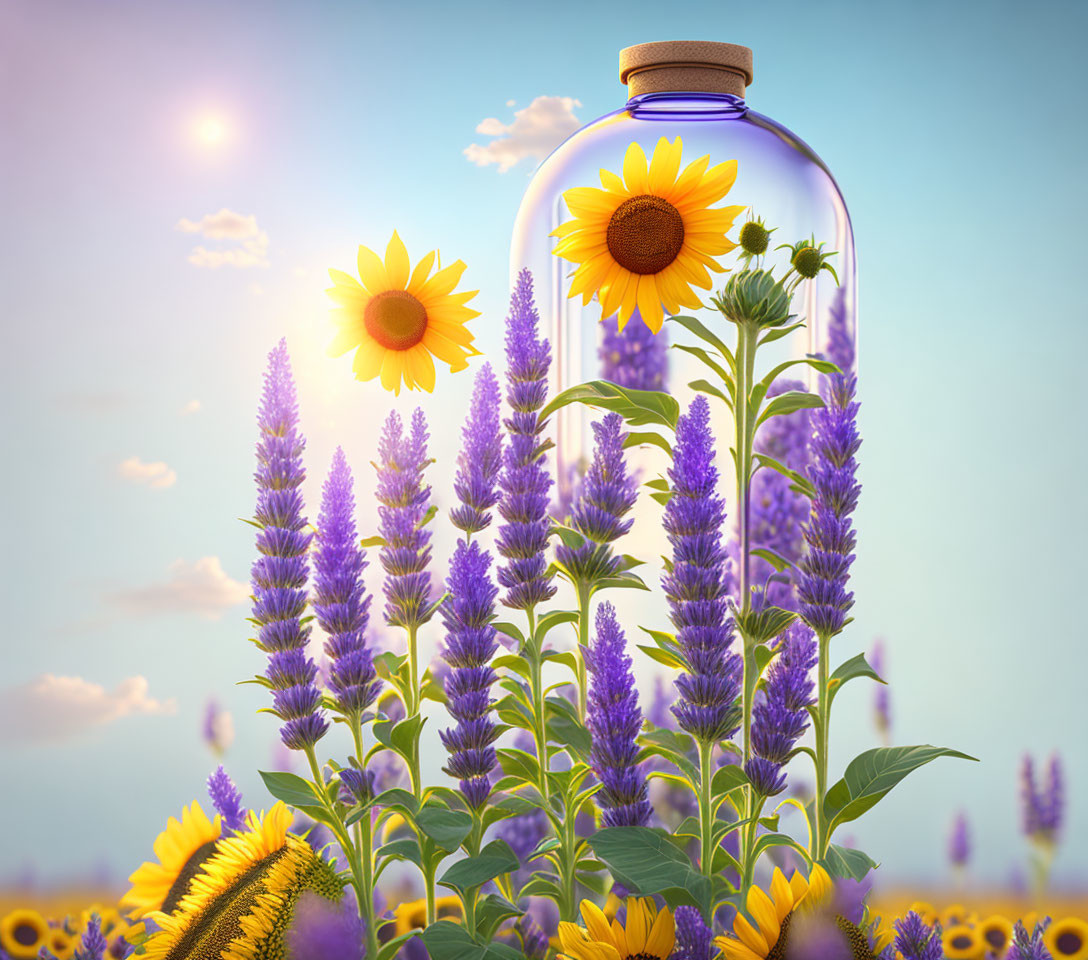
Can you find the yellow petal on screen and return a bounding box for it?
[406,345,436,392]
[418,260,468,301]
[625,898,649,955]
[610,917,629,959]
[328,320,365,357]
[328,267,364,289]
[564,186,619,218]
[326,283,368,306]
[636,274,664,333]
[407,250,437,294]
[716,936,764,960]
[622,141,649,194]
[680,158,739,209]
[380,349,405,395]
[648,136,682,195]
[385,231,410,289]
[579,901,615,947]
[352,341,384,381]
[357,244,390,295]
[770,868,794,922]
[422,328,469,367]
[747,886,780,946]
[599,168,627,194]
[645,905,675,959]
[667,153,711,203]
[733,914,770,956]
[428,318,476,346]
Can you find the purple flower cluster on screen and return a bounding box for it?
[948,810,970,868]
[598,312,668,390]
[207,765,247,835]
[672,905,713,960]
[375,409,433,629]
[747,378,812,610]
[662,396,742,744]
[251,340,327,751]
[888,911,943,960]
[797,372,861,638]
[1007,920,1055,960]
[496,269,556,612]
[439,540,501,808]
[870,639,891,740]
[313,448,379,718]
[1021,752,1064,842]
[584,602,650,827]
[825,285,856,376]
[74,915,108,960]
[555,413,637,583]
[285,891,366,960]
[745,623,816,796]
[450,364,503,535]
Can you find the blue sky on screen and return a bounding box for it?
[1,0,1086,891]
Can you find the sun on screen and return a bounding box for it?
[193,114,228,147]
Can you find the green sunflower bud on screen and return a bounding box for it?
[778,237,840,284]
[712,269,795,329]
[739,219,771,257]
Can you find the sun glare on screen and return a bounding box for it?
[194,114,228,146]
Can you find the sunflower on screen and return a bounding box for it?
[552,136,744,334]
[45,927,77,960]
[133,802,344,960]
[716,866,883,960]
[942,923,984,959]
[940,904,978,929]
[121,801,222,918]
[327,231,481,395]
[1046,918,1088,960]
[977,915,1013,957]
[557,896,674,960]
[0,909,50,959]
[391,896,463,937]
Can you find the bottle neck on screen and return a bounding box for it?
[625,91,748,121]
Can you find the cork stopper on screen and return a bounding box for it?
[619,40,753,98]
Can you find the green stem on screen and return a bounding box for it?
[349,725,379,960]
[526,606,550,800]
[558,817,580,922]
[698,739,715,887]
[812,631,831,862]
[406,623,420,717]
[575,584,591,723]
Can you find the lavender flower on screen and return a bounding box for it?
[870,639,891,742]
[1021,752,1064,843]
[555,413,638,584]
[207,765,247,835]
[662,396,742,743]
[496,269,556,612]
[599,312,667,390]
[825,285,856,376]
[450,364,503,535]
[375,409,433,629]
[948,810,970,869]
[201,698,233,755]
[1007,920,1055,960]
[338,766,375,806]
[439,540,500,808]
[585,602,650,827]
[313,447,379,716]
[891,912,943,960]
[672,905,712,960]
[745,623,816,796]
[285,891,366,960]
[251,339,327,751]
[74,915,107,960]
[511,915,549,960]
[797,372,861,639]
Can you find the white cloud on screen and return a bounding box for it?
[176,208,270,268]
[182,399,201,415]
[464,96,582,173]
[0,674,176,744]
[109,556,249,619]
[118,456,177,489]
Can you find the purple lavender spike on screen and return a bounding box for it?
[892,911,943,960]
[870,639,891,741]
[585,602,650,827]
[672,905,713,960]
[496,269,556,612]
[313,447,379,716]
[745,623,816,796]
[948,810,970,869]
[207,765,247,836]
[450,363,503,535]
[75,914,108,960]
[251,339,327,751]
[599,312,668,390]
[662,396,742,744]
[375,408,434,629]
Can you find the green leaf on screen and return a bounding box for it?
[753,453,815,499]
[538,380,680,430]
[711,764,750,796]
[624,431,673,456]
[736,606,796,644]
[824,745,978,832]
[376,933,416,960]
[755,390,825,427]
[668,314,737,372]
[438,840,520,894]
[493,621,525,646]
[588,826,711,914]
[751,832,811,863]
[475,894,524,941]
[417,504,439,529]
[359,534,388,548]
[420,921,524,960]
[378,837,423,867]
[758,319,805,346]
[536,609,579,641]
[688,379,732,406]
[750,548,793,572]
[637,643,686,670]
[671,343,735,389]
[828,653,886,705]
[820,844,879,881]
[258,770,321,808]
[415,805,474,852]
[373,788,419,816]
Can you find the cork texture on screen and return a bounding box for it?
[619,40,753,97]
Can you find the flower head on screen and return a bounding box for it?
[375,408,434,629]
[712,269,794,329]
[207,765,247,836]
[327,231,481,394]
[74,915,108,960]
[738,217,774,259]
[585,602,650,827]
[745,623,817,797]
[251,340,327,751]
[779,237,839,283]
[439,539,500,808]
[797,372,861,638]
[450,363,503,535]
[662,395,742,743]
[891,911,943,960]
[552,136,743,333]
[313,447,379,715]
[599,312,668,390]
[1008,919,1055,960]
[1,909,49,959]
[496,269,556,612]
[673,905,713,960]
[948,810,970,869]
[558,897,675,960]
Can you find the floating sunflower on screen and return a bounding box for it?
[129,802,344,960]
[45,927,76,960]
[0,909,50,959]
[121,801,223,918]
[327,231,481,395]
[557,896,674,960]
[552,136,744,334]
[943,923,984,959]
[977,915,1014,957]
[1047,918,1088,960]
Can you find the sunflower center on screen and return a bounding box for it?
[984,927,1008,949]
[606,195,685,275]
[1057,931,1083,953]
[364,290,428,351]
[627,954,661,960]
[951,934,973,950]
[13,923,40,946]
[769,914,876,960]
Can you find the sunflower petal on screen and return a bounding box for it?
[622,141,649,194]
[418,259,468,301]
[406,345,436,392]
[352,340,384,381]
[648,136,682,195]
[356,244,390,295]
[385,231,410,289]
[408,249,436,293]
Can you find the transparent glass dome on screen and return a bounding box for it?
[511,44,856,512]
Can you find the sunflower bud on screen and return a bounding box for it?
[778,238,839,283]
[712,269,795,329]
[738,218,772,257]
